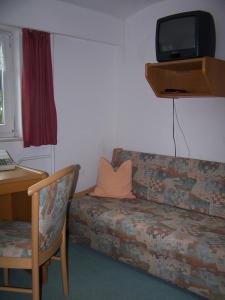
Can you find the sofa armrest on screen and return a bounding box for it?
[72,185,95,199]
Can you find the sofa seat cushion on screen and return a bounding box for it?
[70,196,225,273]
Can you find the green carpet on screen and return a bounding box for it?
[0,243,206,300]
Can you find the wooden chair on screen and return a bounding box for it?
[0,164,80,300]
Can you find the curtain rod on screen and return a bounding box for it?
[0,22,120,47]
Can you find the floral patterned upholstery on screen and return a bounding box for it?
[0,170,75,258]
[70,196,225,299]
[0,221,31,257]
[69,150,225,300]
[114,150,225,219]
[39,172,74,252]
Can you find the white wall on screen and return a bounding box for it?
[116,0,225,163]
[0,0,122,190]
[0,0,123,45]
[53,35,118,190]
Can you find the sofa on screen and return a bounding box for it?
[68,148,225,300]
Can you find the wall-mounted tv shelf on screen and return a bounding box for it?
[145,57,225,98]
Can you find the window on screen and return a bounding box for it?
[0,27,21,138]
[0,44,3,124]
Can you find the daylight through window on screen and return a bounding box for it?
[0,43,4,125]
[0,28,20,138]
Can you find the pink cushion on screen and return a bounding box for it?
[90,158,135,199]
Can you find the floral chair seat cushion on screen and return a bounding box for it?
[70,196,225,273]
[0,221,31,258]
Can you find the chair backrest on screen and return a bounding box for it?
[28,165,80,253]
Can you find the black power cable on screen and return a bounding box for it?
[174,103,191,158]
[172,98,177,157]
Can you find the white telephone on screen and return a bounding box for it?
[0,150,16,171]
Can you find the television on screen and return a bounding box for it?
[156,11,216,62]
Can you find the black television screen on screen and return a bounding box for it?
[156,11,216,62]
[159,17,195,52]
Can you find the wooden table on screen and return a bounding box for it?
[0,165,47,221]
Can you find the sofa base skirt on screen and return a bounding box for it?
[69,223,225,300]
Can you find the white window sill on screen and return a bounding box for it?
[0,136,23,142]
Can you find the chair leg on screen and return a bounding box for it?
[41,261,49,284]
[32,265,40,300]
[3,268,9,286]
[60,236,69,296]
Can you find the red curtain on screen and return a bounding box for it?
[22,29,57,147]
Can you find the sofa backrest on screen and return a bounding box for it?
[113,149,225,219]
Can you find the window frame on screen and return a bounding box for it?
[0,25,21,139]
